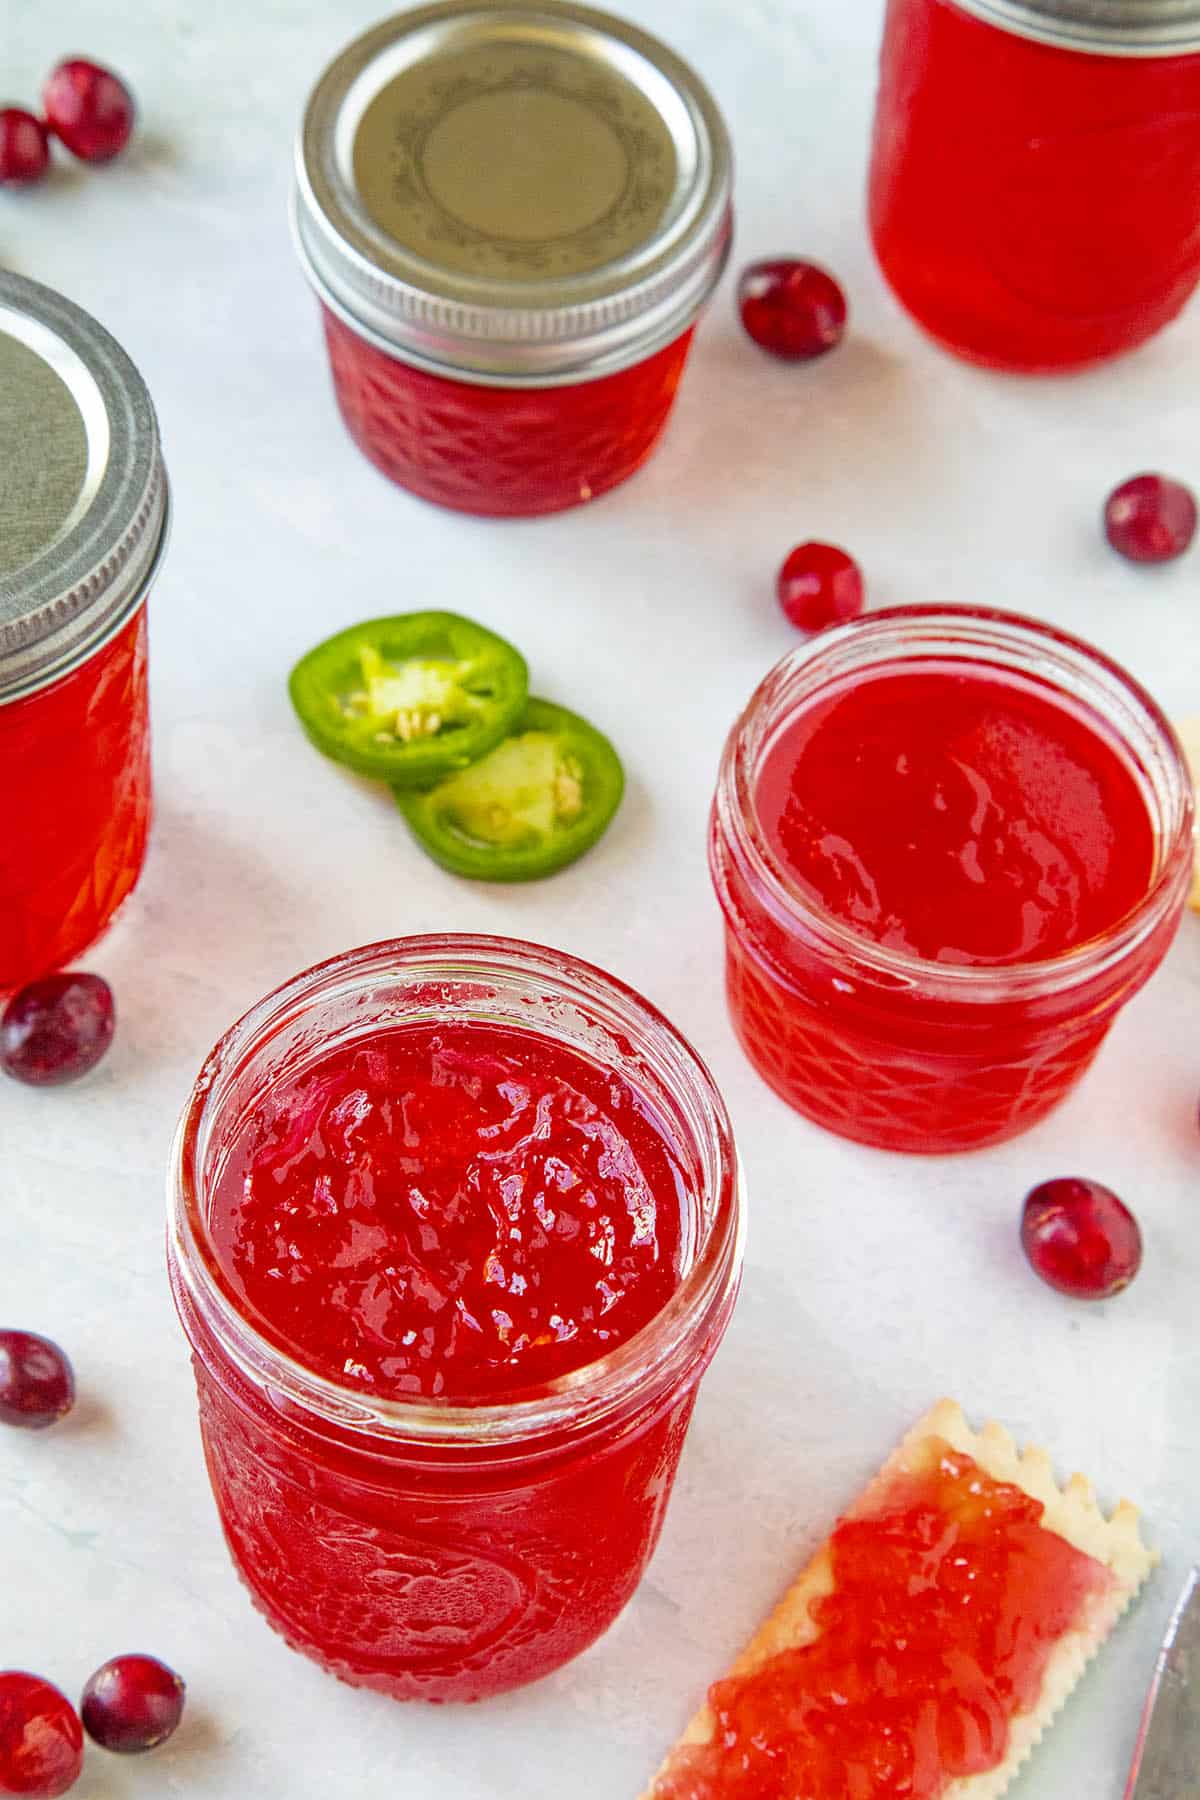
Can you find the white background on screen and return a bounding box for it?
[2,2,1199,1795]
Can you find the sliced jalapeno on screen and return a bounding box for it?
[288,611,528,786]
[396,698,625,881]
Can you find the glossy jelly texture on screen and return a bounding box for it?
[0,608,151,993]
[869,0,1200,370]
[321,305,696,517]
[184,1017,705,1701]
[208,1021,685,1400]
[653,1442,1110,1800]
[755,669,1155,967]
[716,660,1176,1151]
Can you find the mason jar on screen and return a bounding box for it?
[292,1,732,516]
[869,0,1200,370]
[710,608,1194,1152]
[168,934,743,1701]
[0,271,168,993]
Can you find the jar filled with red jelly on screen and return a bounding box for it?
[710,608,1194,1154]
[869,0,1200,370]
[168,934,743,1702]
[0,272,168,993]
[291,1,732,517]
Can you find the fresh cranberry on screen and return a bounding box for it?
[0,974,115,1086]
[1021,1177,1142,1300]
[41,60,134,164]
[0,110,50,185]
[0,1333,74,1430]
[1104,473,1197,563]
[0,1673,83,1798]
[80,1658,184,1755]
[777,542,864,632]
[738,258,848,361]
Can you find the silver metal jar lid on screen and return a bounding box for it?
[293,1,734,385]
[949,0,1200,54]
[0,271,168,704]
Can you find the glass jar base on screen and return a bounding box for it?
[724,934,1108,1155]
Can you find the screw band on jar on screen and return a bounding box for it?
[946,0,1200,54]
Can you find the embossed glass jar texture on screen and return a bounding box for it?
[868,0,1200,370]
[168,936,743,1702]
[709,609,1194,1153]
[292,3,733,516]
[0,273,168,992]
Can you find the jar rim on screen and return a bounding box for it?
[947,0,1200,55]
[713,604,1195,1003]
[168,933,743,1447]
[292,0,733,382]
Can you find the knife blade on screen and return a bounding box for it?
[1125,1567,1200,1799]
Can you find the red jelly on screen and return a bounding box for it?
[0,272,167,993]
[169,936,742,1702]
[293,5,731,517]
[710,608,1194,1151]
[869,0,1200,371]
[652,1442,1111,1799]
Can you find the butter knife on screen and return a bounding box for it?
[1125,1567,1200,1799]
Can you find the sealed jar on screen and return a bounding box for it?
[168,934,743,1701]
[292,1,732,516]
[869,0,1200,370]
[710,608,1194,1153]
[0,272,168,993]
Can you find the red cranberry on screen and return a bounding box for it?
[0,110,50,185]
[41,60,134,164]
[0,1333,74,1430]
[80,1657,184,1755]
[777,542,864,632]
[1104,473,1197,564]
[738,258,847,361]
[0,973,115,1086]
[1021,1177,1142,1300]
[0,1673,83,1798]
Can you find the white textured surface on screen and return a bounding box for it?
[2,3,1199,1796]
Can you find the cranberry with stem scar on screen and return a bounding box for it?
[41,59,134,164]
[80,1658,185,1755]
[776,542,864,632]
[0,973,115,1086]
[0,1673,83,1798]
[1104,473,1197,563]
[738,259,848,361]
[1020,1177,1142,1300]
[0,111,50,185]
[0,1333,74,1430]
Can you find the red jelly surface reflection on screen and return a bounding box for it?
[209,1021,684,1399]
[653,1444,1111,1800]
[755,668,1154,967]
[0,608,151,992]
[869,0,1200,371]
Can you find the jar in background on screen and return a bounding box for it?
[292,2,732,517]
[0,272,168,993]
[710,609,1194,1153]
[868,0,1200,371]
[168,935,743,1702]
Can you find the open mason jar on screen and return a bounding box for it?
[710,608,1194,1153]
[292,1,732,516]
[168,935,743,1701]
[0,272,168,992]
[869,0,1200,371]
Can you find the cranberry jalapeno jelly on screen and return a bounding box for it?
[168,936,742,1702]
[292,3,732,517]
[869,0,1200,371]
[0,272,168,992]
[710,608,1193,1153]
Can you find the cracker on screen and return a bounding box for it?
[643,1399,1157,1799]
